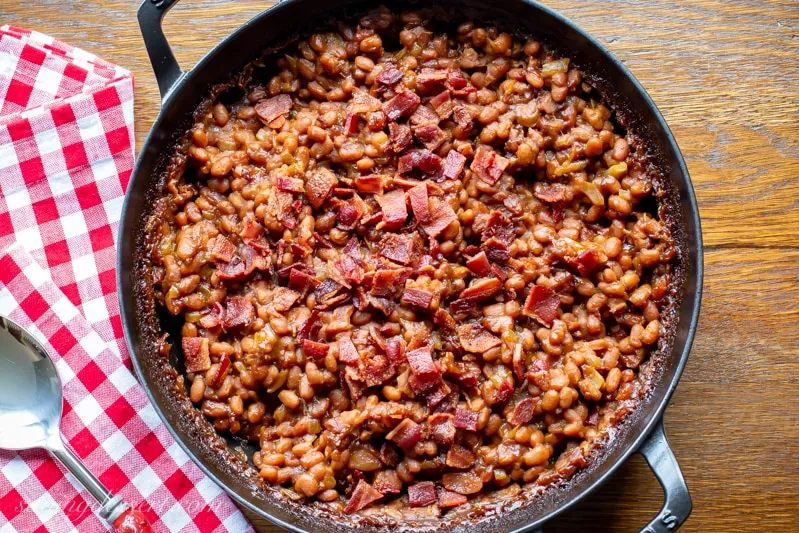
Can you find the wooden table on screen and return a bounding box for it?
[4,0,797,530]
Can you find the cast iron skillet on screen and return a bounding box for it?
[118,0,704,531]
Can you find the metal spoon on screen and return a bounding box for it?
[0,315,153,533]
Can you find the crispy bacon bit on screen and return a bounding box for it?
[410,104,440,126]
[437,488,467,508]
[344,480,384,514]
[373,470,402,495]
[429,413,456,446]
[298,310,321,342]
[465,251,491,277]
[424,385,448,408]
[377,189,408,230]
[408,481,437,508]
[363,354,394,386]
[216,255,246,280]
[523,285,561,327]
[383,89,420,121]
[449,297,477,315]
[224,296,254,329]
[441,149,467,181]
[338,200,363,230]
[376,66,403,87]
[421,200,456,239]
[355,174,386,195]
[461,277,502,300]
[275,191,298,230]
[289,267,315,291]
[371,268,411,297]
[534,182,569,203]
[254,94,291,124]
[386,339,405,365]
[349,88,383,114]
[238,219,264,242]
[338,336,360,365]
[470,146,509,185]
[277,176,305,193]
[574,248,602,277]
[305,168,338,209]
[430,90,453,119]
[551,201,566,226]
[303,339,329,359]
[507,397,535,426]
[413,123,446,151]
[446,69,469,90]
[198,303,224,329]
[389,122,413,153]
[398,150,422,175]
[379,442,401,467]
[454,408,479,431]
[401,288,435,310]
[453,105,473,131]
[272,287,300,312]
[182,337,210,373]
[212,352,231,388]
[417,149,443,175]
[386,418,422,450]
[315,278,347,308]
[446,444,476,469]
[333,255,364,287]
[210,236,236,262]
[482,211,515,245]
[407,347,440,383]
[379,233,420,265]
[416,68,448,90]
[457,322,501,352]
[442,471,483,495]
[483,237,510,264]
[344,112,359,135]
[408,183,430,222]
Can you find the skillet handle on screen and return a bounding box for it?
[637,420,692,532]
[137,0,185,102]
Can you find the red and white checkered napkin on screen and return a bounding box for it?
[0,27,253,533]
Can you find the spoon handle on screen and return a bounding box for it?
[47,434,153,532]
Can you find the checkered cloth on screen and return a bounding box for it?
[0,27,253,533]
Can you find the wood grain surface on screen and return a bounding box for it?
[3,0,797,531]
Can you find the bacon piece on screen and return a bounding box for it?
[449,297,477,316]
[276,176,305,193]
[461,277,502,300]
[416,68,448,90]
[210,352,231,388]
[379,442,401,467]
[413,124,446,151]
[385,339,405,365]
[421,200,456,239]
[507,397,535,426]
[366,294,396,317]
[349,88,383,114]
[239,217,265,240]
[574,248,602,277]
[289,267,315,291]
[275,191,298,230]
[409,105,440,126]
[446,69,469,90]
[379,233,420,265]
[224,296,254,329]
[551,201,566,226]
[344,480,384,514]
[406,347,440,383]
[305,168,338,209]
[272,287,300,312]
[210,236,236,263]
[417,149,443,175]
[483,237,510,264]
[453,105,473,131]
[376,66,403,87]
[382,90,420,121]
[314,279,346,308]
[182,337,210,373]
[254,94,292,124]
[408,481,437,508]
[332,255,364,287]
[429,413,456,446]
[344,112,360,135]
[465,251,491,277]
[377,189,408,230]
[437,487,467,508]
[440,149,466,181]
[430,90,453,119]
[457,323,501,353]
[470,146,509,185]
[442,472,482,495]
[338,336,360,365]
[363,354,394,386]
[407,183,430,223]
[354,174,385,195]
[446,444,476,469]
[454,408,479,431]
[482,211,515,245]
[371,268,412,297]
[388,122,412,153]
[534,182,569,203]
[297,310,321,342]
[337,200,363,230]
[198,303,224,329]
[523,285,561,327]
[303,339,329,360]
[216,255,246,280]
[401,288,435,310]
[373,470,402,496]
[386,418,422,451]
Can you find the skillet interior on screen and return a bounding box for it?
[118,0,702,531]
